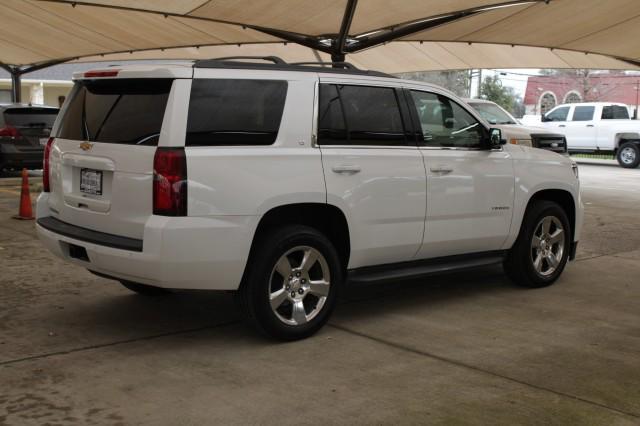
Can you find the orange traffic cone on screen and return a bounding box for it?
[13,168,34,220]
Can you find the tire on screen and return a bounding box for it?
[616,142,640,168]
[504,200,571,288]
[238,225,343,341]
[119,280,170,296]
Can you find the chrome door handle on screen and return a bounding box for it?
[332,164,361,174]
[430,166,453,174]
[558,124,566,128]
[586,124,595,127]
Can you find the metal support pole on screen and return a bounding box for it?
[331,52,346,64]
[11,70,22,103]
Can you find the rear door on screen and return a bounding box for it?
[564,105,597,149]
[47,77,177,239]
[318,81,426,268]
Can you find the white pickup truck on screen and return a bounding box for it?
[541,102,640,168]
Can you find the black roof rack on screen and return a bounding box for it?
[290,61,356,69]
[206,56,287,65]
[193,56,395,78]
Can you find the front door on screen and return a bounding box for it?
[407,90,515,259]
[318,82,426,268]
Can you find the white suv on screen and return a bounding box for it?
[36,58,583,340]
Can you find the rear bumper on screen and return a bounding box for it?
[35,193,257,290]
[0,150,43,170]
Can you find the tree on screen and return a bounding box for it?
[397,70,471,97]
[480,75,516,112]
[511,94,526,118]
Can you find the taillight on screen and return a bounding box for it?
[153,147,187,216]
[43,137,54,192]
[0,126,20,138]
[84,70,120,78]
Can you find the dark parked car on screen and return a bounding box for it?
[0,104,59,171]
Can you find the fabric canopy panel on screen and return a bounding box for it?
[71,42,637,73]
[1,0,640,71]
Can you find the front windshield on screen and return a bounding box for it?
[469,102,517,125]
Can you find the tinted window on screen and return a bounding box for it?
[572,106,595,121]
[602,105,629,119]
[186,79,287,146]
[546,106,570,122]
[3,108,58,128]
[317,84,407,146]
[56,79,172,145]
[410,91,483,148]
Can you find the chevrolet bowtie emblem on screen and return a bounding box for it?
[80,142,93,151]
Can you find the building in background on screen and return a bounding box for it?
[524,72,640,117]
[0,64,100,106]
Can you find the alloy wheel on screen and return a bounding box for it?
[620,146,637,165]
[530,216,565,277]
[268,246,331,326]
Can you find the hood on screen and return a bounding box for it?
[512,143,575,165]
[494,123,556,140]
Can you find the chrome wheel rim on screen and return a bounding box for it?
[531,216,565,277]
[269,246,331,326]
[620,147,636,164]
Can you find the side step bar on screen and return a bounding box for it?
[347,251,506,285]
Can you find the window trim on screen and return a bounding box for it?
[316,82,416,148]
[407,89,491,151]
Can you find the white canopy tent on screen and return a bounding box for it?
[2,0,640,101]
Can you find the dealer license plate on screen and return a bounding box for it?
[80,168,102,196]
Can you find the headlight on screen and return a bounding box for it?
[572,163,579,179]
[509,138,532,147]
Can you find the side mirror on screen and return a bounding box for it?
[444,118,456,129]
[489,128,503,149]
[541,113,549,122]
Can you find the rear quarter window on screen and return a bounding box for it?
[3,108,58,127]
[55,78,172,145]
[186,79,287,146]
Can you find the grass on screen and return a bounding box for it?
[570,153,615,160]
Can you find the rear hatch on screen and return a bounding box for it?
[2,107,58,151]
[47,77,173,239]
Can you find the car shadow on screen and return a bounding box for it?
[331,264,528,327]
[33,265,516,348]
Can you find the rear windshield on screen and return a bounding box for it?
[186,79,287,146]
[55,78,172,145]
[4,108,58,128]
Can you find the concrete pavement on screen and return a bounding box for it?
[0,163,639,425]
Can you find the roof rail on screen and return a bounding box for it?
[193,57,395,78]
[290,61,357,69]
[205,56,287,64]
